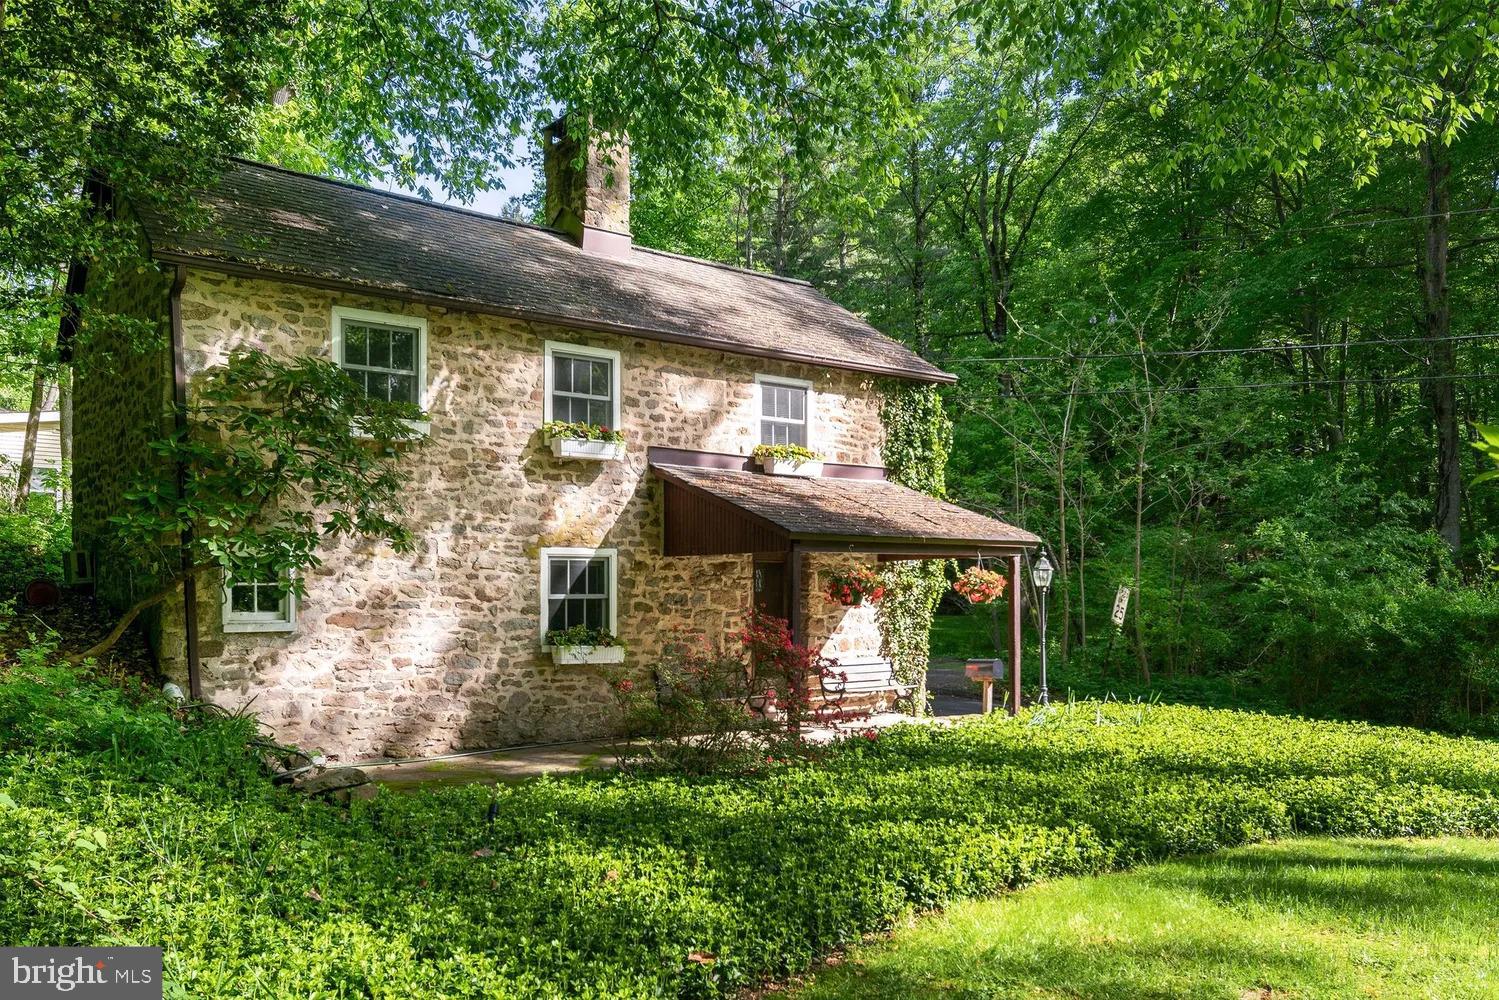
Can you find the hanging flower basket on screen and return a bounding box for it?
[954,566,1007,605]
[824,566,885,607]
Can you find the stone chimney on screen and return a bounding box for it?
[542,116,631,257]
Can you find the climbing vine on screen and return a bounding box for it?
[876,381,953,709]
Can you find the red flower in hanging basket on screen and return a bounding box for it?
[824,566,884,607]
[954,566,1008,605]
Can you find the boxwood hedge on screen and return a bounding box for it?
[4,661,1499,998]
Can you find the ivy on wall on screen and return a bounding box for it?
[876,381,953,708]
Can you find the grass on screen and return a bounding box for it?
[9,659,1499,998]
[929,610,999,661]
[799,836,1499,999]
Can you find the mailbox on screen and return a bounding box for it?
[964,659,1008,681]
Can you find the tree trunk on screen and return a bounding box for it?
[1132,438,1150,684]
[57,366,72,507]
[909,140,929,356]
[12,359,48,510]
[68,565,208,664]
[1076,469,1087,650]
[1420,136,1461,556]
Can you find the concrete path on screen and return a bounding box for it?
[359,738,622,788]
[356,705,984,790]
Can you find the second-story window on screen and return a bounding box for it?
[544,341,621,427]
[757,375,812,447]
[333,306,427,406]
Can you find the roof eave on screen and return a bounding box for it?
[153,250,959,385]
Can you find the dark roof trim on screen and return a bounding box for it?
[646,446,886,480]
[155,254,960,386]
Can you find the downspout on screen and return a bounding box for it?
[167,263,202,699]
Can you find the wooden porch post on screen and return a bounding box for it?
[788,542,803,646]
[1007,553,1022,715]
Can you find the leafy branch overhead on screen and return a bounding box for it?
[77,350,423,662]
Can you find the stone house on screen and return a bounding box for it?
[70,124,1038,760]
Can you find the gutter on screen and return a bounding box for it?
[166,263,202,699]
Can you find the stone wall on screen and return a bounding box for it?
[153,270,888,760]
[71,257,175,631]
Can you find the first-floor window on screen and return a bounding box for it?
[222,565,296,633]
[540,547,616,639]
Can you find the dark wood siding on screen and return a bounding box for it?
[662,480,788,556]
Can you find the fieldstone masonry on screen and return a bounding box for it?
[138,270,890,760]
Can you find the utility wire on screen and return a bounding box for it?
[935,331,1499,366]
[947,370,1499,402]
[1061,204,1499,253]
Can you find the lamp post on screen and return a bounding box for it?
[1031,550,1054,706]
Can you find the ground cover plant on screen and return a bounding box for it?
[6,659,1499,998]
[798,836,1499,999]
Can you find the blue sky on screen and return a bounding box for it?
[374,145,537,216]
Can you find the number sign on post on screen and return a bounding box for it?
[1111,586,1131,628]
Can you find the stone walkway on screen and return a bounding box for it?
[357,702,986,789]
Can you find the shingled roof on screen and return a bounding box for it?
[653,463,1039,550]
[140,160,954,384]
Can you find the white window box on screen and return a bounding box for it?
[549,436,625,461]
[759,456,824,478]
[352,417,430,440]
[549,645,626,665]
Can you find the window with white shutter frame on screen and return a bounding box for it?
[756,375,813,447]
[222,565,296,633]
[539,547,617,640]
[332,306,428,407]
[544,341,622,429]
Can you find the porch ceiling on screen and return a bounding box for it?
[652,462,1041,558]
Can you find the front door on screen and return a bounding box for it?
[753,560,788,620]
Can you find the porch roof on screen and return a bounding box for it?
[652,461,1041,558]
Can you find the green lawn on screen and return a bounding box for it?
[929,610,1000,660]
[10,660,1499,997]
[800,837,1499,999]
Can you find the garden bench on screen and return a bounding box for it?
[821,658,912,700]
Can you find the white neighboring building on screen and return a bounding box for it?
[0,410,63,498]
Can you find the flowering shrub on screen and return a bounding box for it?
[954,566,1008,605]
[824,565,886,606]
[541,419,625,443]
[608,612,854,773]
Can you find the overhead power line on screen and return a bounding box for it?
[935,331,1499,366]
[948,370,1499,402]
[1061,204,1499,254]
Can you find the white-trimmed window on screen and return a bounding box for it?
[756,375,813,447]
[332,306,427,407]
[539,547,617,640]
[222,566,296,633]
[544,341,621,428]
